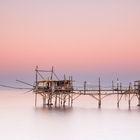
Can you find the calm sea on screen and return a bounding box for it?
[0,90,140,140]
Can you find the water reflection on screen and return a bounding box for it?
[34,106,73,114]
[0,90,140,140]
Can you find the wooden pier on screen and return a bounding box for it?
[33,66,140,109]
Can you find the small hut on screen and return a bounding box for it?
[134,80,140,93]
[36,80,73,92]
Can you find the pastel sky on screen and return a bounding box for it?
[0,0,140,84]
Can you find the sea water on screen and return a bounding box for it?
[0,90,140,140]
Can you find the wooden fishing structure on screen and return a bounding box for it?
[33,66,73,107]
[0,66,140,109]
[31,66,140,109]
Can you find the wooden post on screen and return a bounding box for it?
[128,83,131,109]
[71,94,73,107]
[120,82,122,106]
[120,83,122,94]
[64,74,66,80]
[98,78,101,108]
[35,65,38,107]
[70,76,73,90]
[59,92,61,106]
[84,81,86,95]
[68,94,71,106]
[43,94,46,107]
[112,80,114,94]
[117,78,119,108]
[50,66,54,80]
[60,92,63,106]
[138,83,140,106]
[50,93,52,106]
[70,76,73,107]
[55,93,57,107]
[62,93,66,108]
[138,93,140,106]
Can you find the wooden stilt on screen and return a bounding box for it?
[128,83,131,109]
[59,92,61,106]
[35,65,38,107]
[117,78,119,108]
[84,81,86,95]
[137,94,140,106]
[55,93,57,107]
[71,94,73,107]
[35,93,37,107]
[43,94,46,107]
[98,78,101,108]
[112,80,114,94]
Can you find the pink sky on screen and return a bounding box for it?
[0,0,140,83]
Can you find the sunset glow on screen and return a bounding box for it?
[0,0,140,82]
